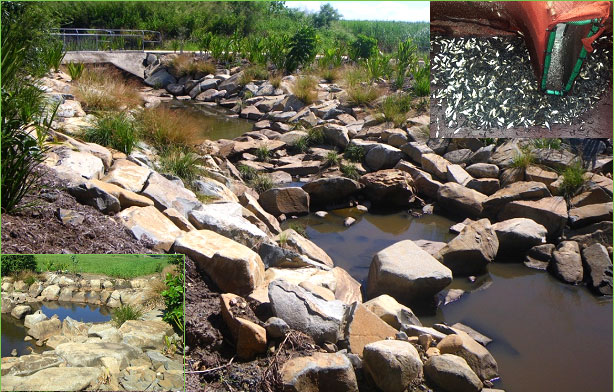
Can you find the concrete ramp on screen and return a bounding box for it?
[63,51,147,79]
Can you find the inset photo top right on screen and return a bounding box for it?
[430,1,613,138]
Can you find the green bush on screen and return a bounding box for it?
[412,59,430,97]
[350,34,378,61]
[112,304,143,327]
[533,138,562,150]
[251,174,273,193]
[340,163,360,180]
[511,148,535,169]
[255,145,271,162]
[162,271,184,333]
[285,26,317,73]
[42,40,65,72]
[326,151,340,166]
[382,93,412,126]
[344,144,365,162]
[158,149,203,182]
[560,162,586,198]
[364,53,393,80]
[1,255,37,276]
[66,62,85,81]
[85,113,139,154]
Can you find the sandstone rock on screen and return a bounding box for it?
[360,169,415,207]
[437,330,498,381]
[343,302,398,357]
[53,147,105,179]
[90,179,154,209]
[11,305,31,319]
[269,280,346,344]
[424,354,483,392]
[421,153,450,181]
[400,142,434,164]
[259,187,309,217]
[103,159,151,193]
[570,188,612,208]
[302,177,362,207]
[141,172,200,217]
[239,192,282,234]
[174,230,265,295]
[282,352,358,392]
[118,206,182,251]
[24,310,48,329]
[322,124,350,149]
[446,164,473,186]
[491,218,547,253]
[220,293,267,359]
[28,282,43,298]
[482,181,551,217]
[40,285,61,301]
[436,219,499,276]
[525,165,559,187]
[363,294,422,329]
[568,203,613,229]
[444,149,473,164]
[363,340,423,392]
[465,163,499,179]
[498,197,568,238]
[367,240,452,306]
[395,163,442,199]
[67,181,121,214]
[118,320,173,350]
[450,323,492,347]
[489,139,521,167]
[365,144,405,171]
[55,341,142,368]
[192,177,239,203]
[437,183,487,219]
[466,178,500,196]
[581,243,613,295]
[550,241,583,284]
[162,208,196,231]
[28,318,61,340]
[524,243,555,270]
[0,366,103,391]
[276,229,334,268]
[218,71,243,95]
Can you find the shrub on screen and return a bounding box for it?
[381,93,412,126]
[112,304,143,327]
[533,138,562,150]
[1,255,37,276]
[66,62,85,81]
[162,271,184,333]
[511,148,535,169]
[560,162,586,198]
[307,128,325,145]
[394,38,417,89]
[285,26,317,73]
[171,54,216,77]
[340,163,360,180]
[73,66,141,111]
[364,53,393,80]
[158,149,204,182]
[347,84,380,106]
[292,76,318,105]
[290,136,310,153]
[42,40,65,72]
[251,174,273,193]
[412,59,430,97]
[255,145,271,162]
[325,151,340,166]
[139,106,200,151]
[240,64,269,86]
[344,144,365,162]
[85,113,139,154]
[350,34,378,61]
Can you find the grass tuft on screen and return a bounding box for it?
[240,64,269,86]
[381,93,412,126]
[511,147,535,169]
[560,162,586,198]
[158,148,204,182]
[325,151,340,166]
[73,65,141,111]
[112,304,143,327]
[344,144,365,162]
[85,113,139,154]
[340,163,360,180]
[138,106,201,151]
[171,54,216,77]
[292,76,318,105]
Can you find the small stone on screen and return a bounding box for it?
[419,334,433,350]
[344,217,356,227]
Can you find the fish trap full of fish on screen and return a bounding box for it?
[431,34,612,132]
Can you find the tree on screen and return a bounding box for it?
[313,3,341,28]
[285,26,317,73]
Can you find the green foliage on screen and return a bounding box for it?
[290,136,310,153]
[350,34,378,61]
[313,3,341,28]
[240,64,269,86]
[307,128,325,145]
[560,162,586,198]
[394,38,417,89]
[162,271,184,333]
[511,148,535,169]
[23,274,37,286]
[85,113,139,155]
[285,26,317,73]
[112,304,143,327]
[364,53,393,80]
[325,151,340,166]
[340,163,360,180]
[347,84,380,106]
[533,138,562,150]
[251,174,274,193]
[66,62,85,81]
[318,47,344,70]
[382,93,412,126]
[412,59,430,97]
[71,255,80,275]
[42,40,65,72]
[255,145,271,162]
[344,144,365,162]
[1,255,37,276]
[292,76,318,104]
[158,149,204,183]
[288,223,308,237]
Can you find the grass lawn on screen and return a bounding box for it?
[35,254,181,279]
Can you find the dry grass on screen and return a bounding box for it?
[319,66,340,83]
[15,270,40,286]
[138,106,202,151]
[171,54,216,77]
[269,72,282,89]
[142,279,167,308]
[72,65,141,111]
[292,76,318,105]
[341,65,381,106]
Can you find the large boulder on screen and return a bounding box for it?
[581,243,613,295]
[102,159,151,193]
[437,331,498,381]
[276,229,334,268]
[268,280,346,344]
[24,310,48,329]
[568,203,613,229]
[218,71,244,96]
[498,196,568,238]
[363,294,422,329]
[359,169,416,208]
[282,352,358,392]
[55,341,141,368]
[67,181,121,214]
[343,302,398,357]
[259,187,310,217]
[446,164,473,186]
[239,193,282,235]
[174,230,265,295]
[482,181,551,217]
[550,241,583,284]
[466,178,500,196]
[118,320,174,350]
[53,147,105,180]
[118,206,182,251]
[89,179,154,209]
[491,218,547,254]
[322,124,350,149]
[144,68,176,88]
[192,177,239,203]
[465,163,499,179]
[363,340,423,392]
[400,142,433,163]
[421,153,450,181]
[40,285,61,301]
[436,219,499,276]
[140,172,200,217]
[302,177,362,208]
[0,366,104,391]
[437,183,487,219]
[188,203,268,249]
[27,318,61,340]
[10,305,31,319]
[365,144,405,171]
[395,162,442,199]
[424,354,483,392]
[367,240,452,306]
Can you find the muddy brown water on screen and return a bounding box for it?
[161,100,253,142]
[1,302,111,357]
[287,208,613,392]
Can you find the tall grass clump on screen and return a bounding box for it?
[343,65,380,106]
[139,106,201,151]
[85,113,139,154]
[344,144,365,162]
[381,93,412,126]
[560,162,586,199]
[292,76,318,105]
[42,40,65,72]
[340,163,360,180]
[412,59,430,97]
[510,147,535,169]
[238,164,273,193]
[240,64,269,86]
[112,304,143,327]
[73,66,141,111]
[158,149,204,182]
[170,54,216,77]
[66,61,85,80]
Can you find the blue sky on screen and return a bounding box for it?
[286,1,430,22]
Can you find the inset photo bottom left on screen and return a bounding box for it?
[0,253,185,392]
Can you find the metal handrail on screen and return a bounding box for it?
[50,28,162,51]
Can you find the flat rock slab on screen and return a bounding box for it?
[282,352,358,392]
[499,197,568,238]
[55,342,141,368]
[343,302,398,357]
[118,320,174,351]
[118,206,182,252]
[0,366,104,391]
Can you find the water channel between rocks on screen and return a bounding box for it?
[284,208,613,392]
[1,302,111,357]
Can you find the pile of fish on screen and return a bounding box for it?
[431,34,612,131]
